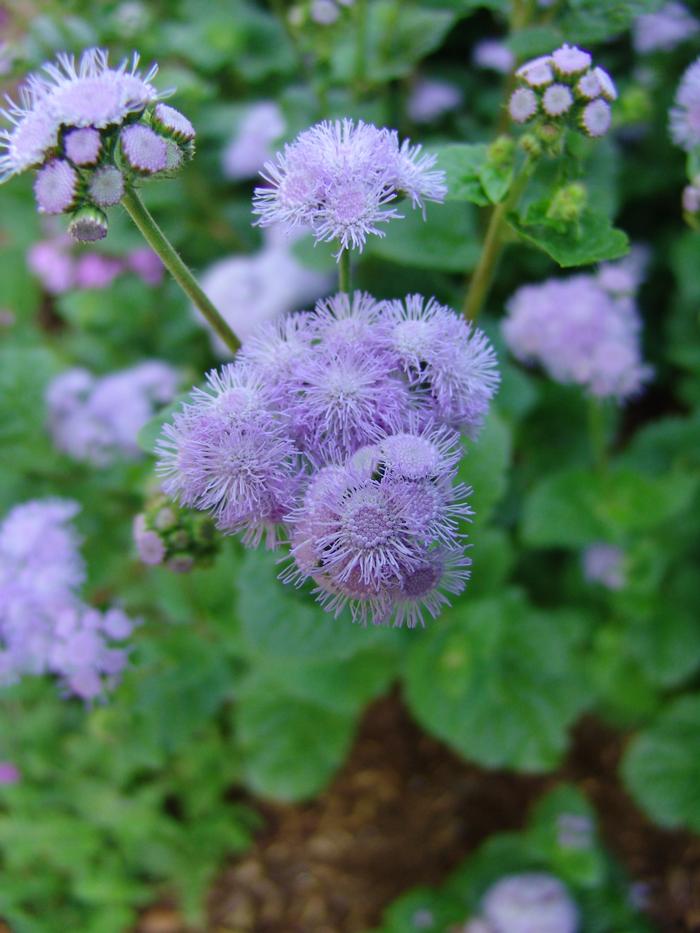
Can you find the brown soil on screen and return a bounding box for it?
[138,692,700,933]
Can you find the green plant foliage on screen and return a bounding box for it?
[508,205,629,268]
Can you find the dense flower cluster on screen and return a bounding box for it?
[27,232,163,294]
[46,361,179,466]
[0,48,194,238]
[633,2,699,54]
[133,493,219,572]
[156,292,499,625]
[502,257,651,400]
[197,228,332,352]
[463,873,579,933]
[0,499,137,699]
[508,44,617,138]
[669,56,700,151]
[252,119,447,258]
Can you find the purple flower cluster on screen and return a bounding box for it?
[157,292,499,625]
[509,44,617,138]
[0,48,194,238]
[582,542,626,590]
[633,2,699,54]
[0,499,137,699]
[408,78,463,123]
[502,259,651,400]
[464,873,579,933]
[46,360,179,466]
[133,493,218,573]
[252,119,447,258]
[27,233,163,294]
[670,57,700,151]
[221,101,286,181]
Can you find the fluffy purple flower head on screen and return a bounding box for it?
[509,87,538,123]
[156,364,301,547]
[152,102,195,142]
[543,84,574,117]
[552,44,592,76]
[503,271,651,399]
[46,361,179,466]
[120,124,168,173]
[582,542,625,590]
[408,77,463,123]
[253,119,446,258]
[481,873,579,933]
[633,2,699,54]
[305,290,387,354]
[472,40,515,75]
[238,312,315,404]
[384,295,500,435]
[670,58,700,151]
[581,99,611,137]
[221,101,286,181]
[0,47,163,181]
[390,546,471,629]
[64,127,101,165]
[33,159,78,214]
[27,235,75,294]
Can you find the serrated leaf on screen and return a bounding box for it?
[622,695,700,831]
[436,143,490,205]
[403,591,590,771]
[509,206,629,268]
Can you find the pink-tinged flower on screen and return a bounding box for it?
[633,2,699,54]
[0,762,20,785]
[582,542,625,590]
[581,98,611,137]
[156,364,301,547]
[237,312,314,404]
[63,127,101,165]
[472,39,514,75]
[253,119,446,258]
[408,77,463,123]
[543,83,574,117]
[670,58,700,151]
[133,514,166,565]
[552,44,592,76]
[74,253,123,289]
[384,295,500,436]
[481,874,578,933]
[33,159,78,214]
[516,55,554,88]
[503,272,651,400]
[46,361,179,466]
[120,124,168,173]
[126,247,164,285]
[152,102,195,142]
[305,290,386,354]
[221,101,286,181]
[88,166,125,207]
[390,546,471,629]
[509,87,538,123]
[27,235,75,294]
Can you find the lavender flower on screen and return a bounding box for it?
[221,101,286,181]
[633,2,699,54]
[197,233,331,353]
[481,874,578,933]
[509,46,616,138]
[46,361,179,466]
[582,543,626,590]
[27,235,75,294]
[63,127,102,165]
[34,160,79,214]
[253,119,446,258]
[120,124,168,173]
[133,495,218,572]
[408,77,463,123]
[384,295,500,435]
[472,39,515,75]
[670,58,700,151]
[503,268,651,400]
[74,253,123,289]
[0,499,137,699]
[0,762,20,785]
[126,247,164,285]
[156,365,301,547]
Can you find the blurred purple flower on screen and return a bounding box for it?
[221,101,286,181]
[125,247,164,285]
[473,39,514,75]
[481,873,578,933]
[74,253,124,289]
[27,235,75,294]
[0,762,20,785]
[670,57,700,151]
[582,543,626,590]
[408,77,463,122]
[633,2,699,54]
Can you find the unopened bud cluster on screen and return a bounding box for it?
[508,44,617,140]
[133,495,219,573]
[0,48,195,241]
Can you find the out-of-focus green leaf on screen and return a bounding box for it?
[509,205,629,268]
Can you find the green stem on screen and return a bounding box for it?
[121,187,240,354]
[462,157,535,321]
[338,249,352,293]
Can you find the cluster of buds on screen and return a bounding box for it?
[133,494,219,573]
[0,48,195,241]
[508,44,617,140]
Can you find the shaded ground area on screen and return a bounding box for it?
[139,693,700,933]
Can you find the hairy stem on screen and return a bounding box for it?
[338,249,352,293]
[121,187,240,354]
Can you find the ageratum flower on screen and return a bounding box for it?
[502,264,651,400]
[0,499,137,699]
[480,874,579,933]
[221,101,286,181]
[408,77,463,123]
[508,44,616,138]
[670,57,700,151]
[252,119,446,258]
[46,361,179,466]
[633,2,699,54]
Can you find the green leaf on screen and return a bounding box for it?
[509,205,629,268]
[622,695,700,831]
[402,591,590,771]
[136,392,190,454]
[522,467,699,547]
[234,691,356,801]
[367,201,480,272]
[560,0,665,43]
[436,143,490,206]
[458,410,512,524]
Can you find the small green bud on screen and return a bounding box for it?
[487,135,516,169]
[547,182,588,225]
[519,133,542,159]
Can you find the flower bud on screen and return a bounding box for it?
[34,159,79,214]
[547,182,588,224]
[68,205,109,242]
[487,135,515,168]
[133,495,219,573]
[88,165,125,207]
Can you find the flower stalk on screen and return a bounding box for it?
[338,248,352,294]
[121,187,240,353]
